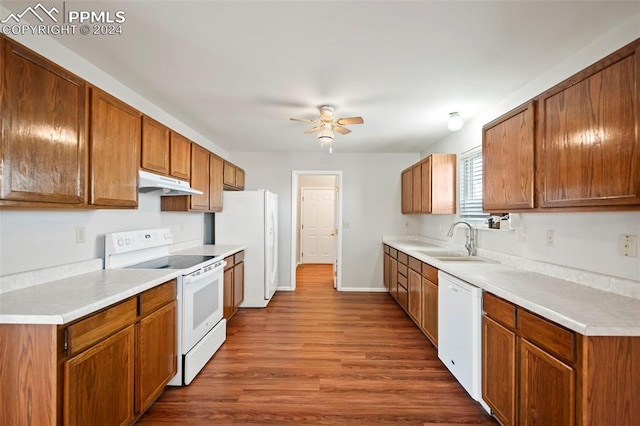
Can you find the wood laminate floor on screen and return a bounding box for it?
[137,263,497,425]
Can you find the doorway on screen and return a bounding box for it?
[291,171,343,292]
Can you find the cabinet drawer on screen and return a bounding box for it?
[398,273,408,289]
[224,255,234,271]
[390,248,398,259]
[234,251,244,264]
[518,308,575,364]
[139,280,176,316]
[397,252,408,265]
[483,292,516,329]
[422,262,438,283]
[397,285,408,309]
[384,245,390,254]
[67,297,137,356]
[408,256,421,272]
[397,263,408,278]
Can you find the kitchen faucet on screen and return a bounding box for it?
[447,221,475,256]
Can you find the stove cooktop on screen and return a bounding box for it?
[126,255,216,270]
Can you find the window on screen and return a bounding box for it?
[459,147,488,221]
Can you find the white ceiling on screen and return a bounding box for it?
[7,1,639,153]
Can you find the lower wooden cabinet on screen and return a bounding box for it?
[223,251,245,320]
[0,280,177,426]
[407,267,422,324]
[420,276,438,346]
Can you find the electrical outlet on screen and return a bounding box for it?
[619,235,638,257]
[516,228,527,242]
[75,226,86,244]
[405,220,410,229]
[546,230,556,247]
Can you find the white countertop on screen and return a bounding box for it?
[384,238,640,337]
[0,269,180,325]
[0,244,245,325]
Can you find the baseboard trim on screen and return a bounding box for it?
[340,287,389,293]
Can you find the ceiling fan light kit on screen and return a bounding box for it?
[447,112,464,132]
[290,105,364,153]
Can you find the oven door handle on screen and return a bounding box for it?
[184,260,226,285]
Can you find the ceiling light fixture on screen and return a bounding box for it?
[318,127,335,153]
[447,112,464,132]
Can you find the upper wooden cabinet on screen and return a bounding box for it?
[483,101,535,212]
[170,132,191,181]
[89,87,141,208]
[0,35,87,207]
[209,153,224,212]
[223,161,245,191]
[188,143,211,210]
[537,40,640,209]
[401,154,456,214]
[141,116,170,175]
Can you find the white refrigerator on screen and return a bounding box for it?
[215,190,278,307]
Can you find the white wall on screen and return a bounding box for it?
[418,14,640,282]
[233,152,420,290]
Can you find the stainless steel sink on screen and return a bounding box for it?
[432,256,497,263]
[414,249,467,257]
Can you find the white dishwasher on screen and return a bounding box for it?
[438,271,483,402]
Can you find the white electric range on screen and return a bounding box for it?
[105,228,226,386]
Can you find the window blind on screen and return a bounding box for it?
[459,147,487,220]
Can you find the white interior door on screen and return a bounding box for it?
[300,188,336,264]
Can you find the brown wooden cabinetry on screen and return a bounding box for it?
[169,132,191,181]
[407,266,422,324]
[383,245,391,291]
[420,262,438,346]
[141,116,170,175]
[401,154,456,214]
[223,161,245,190]
[189,144,211,210]
[0,280,177,425]
[0,35,87,208]
[482,101,535,212]
[89,87,141,208]
[223,251,245,320]
[209,153,224,212]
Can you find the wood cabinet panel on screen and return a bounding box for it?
[389,257,398,299]
[397,252,408,265]
[233,260,244,312]
[189,143,210,210]
[383,253,390,290]
[407,268,422,323]
[483,101,535,211]
[412,163,422,213]
[169,132,191,180]
[1,36,86,206]
[419,156,432,213]
[519,338,575,426]
[209,153,224,212]
[223,161,236,187]
[420,277,438,346]
[538,42,640,208]
[430,154,457,214]
[408,256,421,273]
[89,87,140,207]
[518,308,575,364]
[66,297,137,356]
[483,292,516,329]
[235,167,245,190]
[482,315,517,426]
[421,262,438,283]
[141,116,170,175]
[64,325,135,426]
[223,257,234,320]
[401,167,413,213]
[139,279,176,316]
[136,301,177,414]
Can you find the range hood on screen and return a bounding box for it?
[138,170,203,196]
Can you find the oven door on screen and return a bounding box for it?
[182,261,225,352]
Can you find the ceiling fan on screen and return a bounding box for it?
[290,105,364,153]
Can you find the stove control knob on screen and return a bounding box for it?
[117,238,124,246]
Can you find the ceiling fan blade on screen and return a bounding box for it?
[304,126,322,134]
[290,117,315,123]
[333,125,351,135]
[337,116,364,125]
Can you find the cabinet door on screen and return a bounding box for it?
[407,268,422,324]
[141,116,170,175]
[538,42,640,208]
[383,253,390,290]
[412,163,422,214]
[519,338,575,426]
[209,154,224,212]
[89,88,140,207]
[420,157,432,213]
[482,315,516,426]
[401,168,413,213]
[420,277,438,346]
[169,132,191,181]
[223,161,236,187]
[483,101,535,211]
[235,167,245,190]
[430,154,457,214]
[1,37,86,206]
[64,325,135,426]
[136,301,177,414]
[233,261,244,311]
[389,257,398,298]
[223,261,234,320]
[189,144,210,210]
